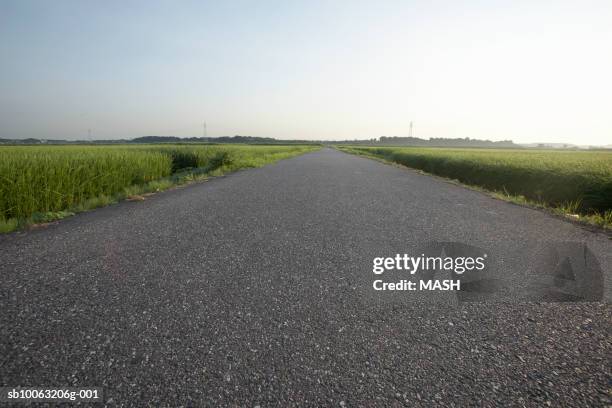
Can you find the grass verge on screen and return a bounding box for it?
[0,144,319,233]
[337,146,611,230]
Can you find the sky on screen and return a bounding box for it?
[0,0,611,145]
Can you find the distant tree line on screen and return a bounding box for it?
[0,135,319,145]
[332,136,519,148]
[132,135,284,144]
[2,135,606,149]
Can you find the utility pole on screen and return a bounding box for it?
[203,121,207,138]
[88,128,92,140]
[408,121,413,138]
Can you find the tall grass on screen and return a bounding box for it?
[0,147,171,220]
[0,144,317,230]
[340,146,612,223]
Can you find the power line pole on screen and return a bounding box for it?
[203,121,207,138]
[408,121,413,138]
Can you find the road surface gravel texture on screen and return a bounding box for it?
[1,148,610,407]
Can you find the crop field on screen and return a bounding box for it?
[339,146,612,226]
[0,144,318,232]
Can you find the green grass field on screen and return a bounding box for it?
[339,146,612,227]
[0,144,319,232]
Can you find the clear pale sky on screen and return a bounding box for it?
[1,0,610,145]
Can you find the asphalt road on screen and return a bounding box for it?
[1,148,610,407]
